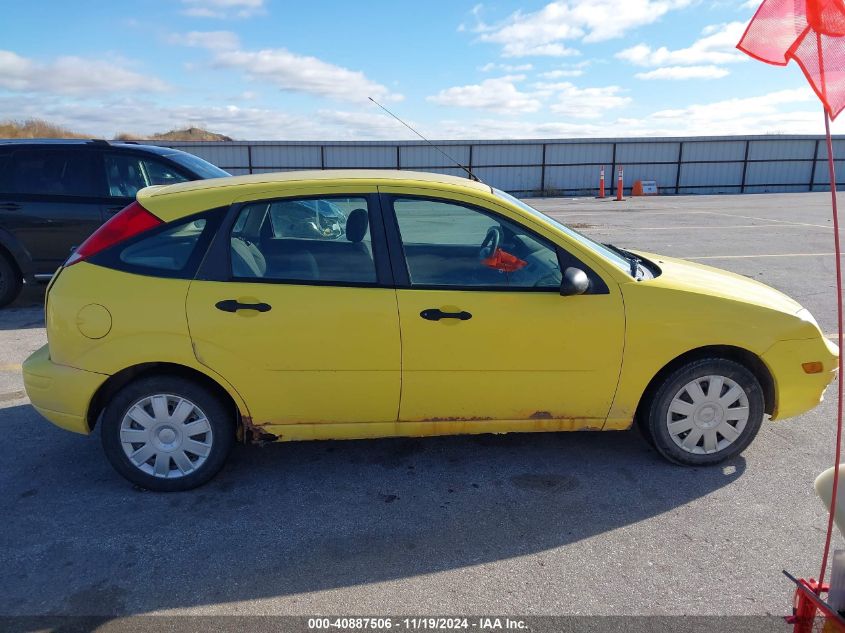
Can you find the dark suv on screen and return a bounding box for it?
[0,140,229,307]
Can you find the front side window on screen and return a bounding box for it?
[105,154,188,198]
[230,196,377,284]
[493,188,632,275]
[393,198,562,289]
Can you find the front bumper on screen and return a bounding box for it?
[762,336,839,420]
[23,344,108,435]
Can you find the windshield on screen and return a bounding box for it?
[166,152,230,179]
[493,188,633,275]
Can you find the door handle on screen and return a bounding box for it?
[0,202,21,211]
[420,308,472,321]
[215,299,272,313]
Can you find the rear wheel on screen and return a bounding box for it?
[0,251,22,308]
[641,358,764,465]
[101,376,235,491]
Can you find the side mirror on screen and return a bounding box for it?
[560,267,590,296]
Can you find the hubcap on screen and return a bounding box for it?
[666,375,750,455]
[119,394,213,479]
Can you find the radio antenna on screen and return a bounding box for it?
[368,96,481,182]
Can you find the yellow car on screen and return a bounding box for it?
[23,170,838,490]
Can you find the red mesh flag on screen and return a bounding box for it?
[738,0,845,119]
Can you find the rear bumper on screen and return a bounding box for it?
[763,336,839,420]
[22,344,108,435]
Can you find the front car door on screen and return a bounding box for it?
[185,187,401,438]
[381,186,626,430]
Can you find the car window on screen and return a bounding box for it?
[6,149,101,197]
[0,153,10,193]
[230,197,377,284]
[118,218,207,272]
[165,152,230,179]
[105,154,188,198]
[393,198,562,289]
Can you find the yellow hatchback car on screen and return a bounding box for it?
[23,170,838,490]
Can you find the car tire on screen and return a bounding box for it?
[0,251,22,309]
[642,358,765,466]
[101,375,235,491]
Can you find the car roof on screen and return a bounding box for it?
[142,169,492,197]
[137,169,494,223]
[0,139,184,156]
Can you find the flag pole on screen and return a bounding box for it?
[818,106,845,591]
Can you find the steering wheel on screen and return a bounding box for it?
[479,226,502,259]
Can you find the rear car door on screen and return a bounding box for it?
[0,147,105,275]
[185,188,402,432]
[381,189,626,426]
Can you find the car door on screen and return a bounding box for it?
[0,147,105,275]
[381,189,626,427]
[185,189,402,431]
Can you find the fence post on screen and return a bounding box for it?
[247,144,253,175]
[610,142,617,199]
[396,146,401,170]
[740,139,750,193]
[540,143,547,196]
[810,138,821,192]
[675,141,683,195]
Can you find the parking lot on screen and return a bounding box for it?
[1,191,843,620]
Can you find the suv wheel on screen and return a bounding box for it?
[0,251,22,308]
[101,376,235,491]
[641,358,764,465]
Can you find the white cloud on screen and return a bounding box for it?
[0,94,416,141]
[479,62,533,72]
[0,50,168,95]
[635,65,731,80]
[181,0,264,18]
[539,69,585,78]
[173,30,240,50]
[426,76,541,114]
[213,48,402,103]
[616,21,748,66]
[1,86,835,140]
[474,0,693,57]
[546,83,631,119]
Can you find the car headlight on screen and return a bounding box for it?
[797,308,820,329]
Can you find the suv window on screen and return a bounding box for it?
[5,149,101,197]
[393,197,562,289]
[230,197,377,284]
[105,154,188,197]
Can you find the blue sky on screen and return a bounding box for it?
[0,0,838,139]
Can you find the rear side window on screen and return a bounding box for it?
[120,219,207,271]
[105,154,189,198]
[230,196,377,284]
[89,209,223,279]
[5,149,102,197]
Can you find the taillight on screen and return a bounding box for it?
[66,201,162,266]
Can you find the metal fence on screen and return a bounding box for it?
[151,135,845,197]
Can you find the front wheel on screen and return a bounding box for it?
[101,376,235,491]
[641,358,765,466]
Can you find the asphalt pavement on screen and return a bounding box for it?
[1,191,842,625]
